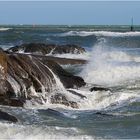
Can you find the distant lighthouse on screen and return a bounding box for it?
[130,17,134,31]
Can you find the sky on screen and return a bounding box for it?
[0,1,140,25]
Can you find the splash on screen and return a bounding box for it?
[81,38,140,86]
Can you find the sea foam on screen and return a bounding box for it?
[59,31,140,37]
[81,38,140,86]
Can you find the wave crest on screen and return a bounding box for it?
[59,31,140,37]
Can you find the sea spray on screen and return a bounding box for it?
[81,38,140,86]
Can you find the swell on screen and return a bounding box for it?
[59,31,140,37]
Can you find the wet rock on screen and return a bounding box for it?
[95,112,113,117]
[0,95,25,107]
[90,87,110,92]
[0,51,85,107]
[0,110,18,122]
[67,89,86,99]
[42,60,86,89]
[8,43,86,55]
[51,93,78,108]
[35,55,87,65]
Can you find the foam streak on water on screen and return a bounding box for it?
[0,122,93,140]
[59,31,140,37]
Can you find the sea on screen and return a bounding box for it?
[0,25,140,139]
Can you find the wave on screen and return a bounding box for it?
[0,27,12,31]
[59,31,140,37]
[81,38,140,86]
[0,122,93,140]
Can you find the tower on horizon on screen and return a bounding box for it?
[130,17,134,31]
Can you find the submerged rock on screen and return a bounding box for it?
[90,87,110,92]
[0,110,18,122]
[67,89,86,99]
[51,93,78,108]
[0,50,85,108]
[8,43,86,55]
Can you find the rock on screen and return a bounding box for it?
[34,54,87,65]
[41,59,86,88]
[67,89,86,99]
[0,51,85,107]
[90,87,110,92]
[95,112,113,117]
[0,110,18,122]
[51,93,78,108]
[0,95,25,107]
[8,43,86,55]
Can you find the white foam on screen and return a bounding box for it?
[0,65,4,72]
[81,39,140,86]
[0,122,93,140]
[60,31,140,37]
[68,88,140,110]
[0,28,12,31]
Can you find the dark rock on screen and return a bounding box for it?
[8,43,86,55]
[90,87,110,92]
[51,93,78,108]
[95,112,113,117]
[67,89,86,99]
[0,110,18,122]
[0,51,85,108]
[0,95,25,107]
[42,59,86,89]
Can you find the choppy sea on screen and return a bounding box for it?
[0,25,140,139]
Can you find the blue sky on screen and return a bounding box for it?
[0,1,140,25]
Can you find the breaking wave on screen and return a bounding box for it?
[81,38,140,86]
[59,31,140,37]
[0,122,92,140]
[0,28,12,31]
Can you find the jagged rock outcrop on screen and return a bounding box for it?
[8,43,86,55]
[0,110,18,122]
[0,50,86,107]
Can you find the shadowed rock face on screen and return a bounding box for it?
[0,50,86,107]
[41,59,86,89]
[8,43,86,55]
[0,110,18,122]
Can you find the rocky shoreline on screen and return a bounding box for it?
[0,43,113,122]
[0,43,87,109]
